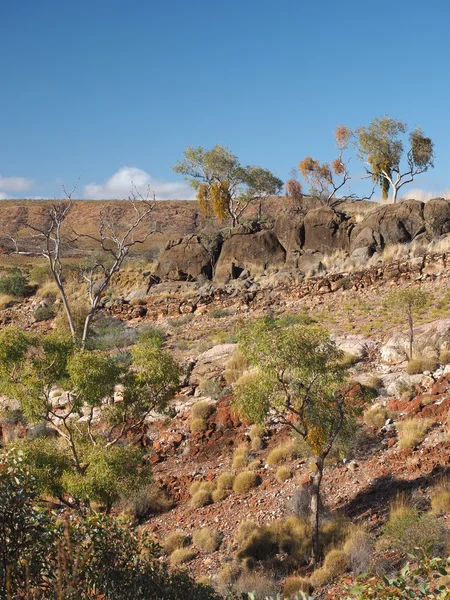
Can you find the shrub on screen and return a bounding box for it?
[198,380,225,401]
[397,418,435,449]
[249,423,265,451]
[232,443,250,469]
[383,498,449,556]
[217,563,241,588]
[212,488,229,503]
[209,308,229,319]
[309,566,333,588]
[323,548,350,577]
[127,485,173,521]
[170,547,197,565]
[276,466,293,482]
[192,400,214,419]
[136,325,166,347]
[190,489,213,508]
[339,352,360,368]
[248,459,260,470]
[34,305,56,322]
[190,418,207,433]
[363,405,388,429]
[406,358,438,374]
[343,527,373,574]
[169,314,194,328]
[29,264,52,286]
[0,268,26,297]
[233,471,260,494]
[431,479,450,515]
[267,439,305,465]
[235,520,260,546]
[214,474,233,493]
[37,281,59,299]
[224,350,250,384]
[192,528,221,552]
[234,572,280,598]
[283,576,312,598]
[164,531,190,554]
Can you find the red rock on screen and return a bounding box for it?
[387,438,396,448]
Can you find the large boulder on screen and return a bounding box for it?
[214,224,286,284]
[351,200,425,252]
[424,198,450,237]
[153,234,222,282]
[273,209,304,268]
[381,318,450,364]
[189,343,237,386]
[303,207,352,254]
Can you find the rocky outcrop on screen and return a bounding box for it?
[381,318,450,364]
[303,206,352,253]
[350,200,425,254]
[424,198,450,237]
[214,224,286,284]
[153,234,222,282]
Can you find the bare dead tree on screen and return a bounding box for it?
[1,182,155,348]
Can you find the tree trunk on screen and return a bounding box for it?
[408,308,414,360]
[392,185,398,204]
[310,459,324,565]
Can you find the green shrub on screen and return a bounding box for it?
[192,527,221,552]
[33,305,55,322]
[209,308,229,319]
[233,471,260,494]
[407,358,438,374]
[0,268,26,297]
[136,325,166,347]
[169,314,194,328]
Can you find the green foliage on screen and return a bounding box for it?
[34,304,56,321]
[0,267,27,296]
[384,287,429,359]
[0,448,221,599]
[346,552,450,599]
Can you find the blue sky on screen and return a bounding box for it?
[1,0,449,200]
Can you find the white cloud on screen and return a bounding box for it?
[83,167,194,200]
[0,175,33,192]
[0,192,9,200]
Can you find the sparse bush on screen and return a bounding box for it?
[322,548,350,577]
[309,565,333,588]
[29,264,52,286]
[169,314,194,328]
[232,443,250,469]
[397,418,435,449]
[363,405,388,429]
[224,350,250,384]
[383,497,449,556]
[267,439,306,465]
[431,479,450,514]
[170,547,196,565]
[127,485,173,522]
[136,325,166,347]
[34,305,55,322]
[283,576,312,598]
[406,358,438,374]
[217,472,235,490]
[192,400,214,419]
[234,572,280,598]
[193,527,221,552]
[339,352,360,368]
[37,281,59,299]
[233,471,260,494]
[0,268,26,297]
[367,375,383,390]
[198,381,225,401]
[343,527,373,574]
[217,563,241,588]
[164,531,190,554]
[276,466,293,482]
[235,520,260,546]
[210,308,229,319]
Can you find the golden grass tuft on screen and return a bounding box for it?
[192,527,221,552]
[224,350,250,384]
[217,472,235,490]
[232,443,250,469]
[233,471,260,494]
[406,358,438,375]
[283,576,312,598]
[248,423,265,451]
[0,294,14,310]
[191,400,214,420]
[397,418,435,449]
[363,405,388,429]
[190,417,207,433]
[431,479,450,514]
[275,466,293,482]
[164,531,189,554]
[169,547,196,565]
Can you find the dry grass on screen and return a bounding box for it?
[431,479,450,514]
[211,487,229,503]
[190,417,207,433]
[440,349,450,365]
[217,472,235,490]
[343,526,373,574]
[191,400,214,420]
[233,471,260,494]
[283,576,312,598]
[248,423,265,451]
[275,466,293,482]
[267,439,306,465]
[235,520,260,546]
[0,294,14,310]
[224,350,250,384]
[363,405,388,429]
[232,444,250,469]
[406,358,438,374]
[37,281,59,299]
[164,531,189,554]
[217,563,241,588]
[397,418,435,449]
[192,527,221,552]
[169,547,196,565]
